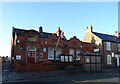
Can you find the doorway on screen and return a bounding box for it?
[27,46,36,63]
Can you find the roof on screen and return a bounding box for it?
[93,32,120,42]
[13,27,67,40]
[40,32,53,38]
[61,35,67,40]
[13,28,39,35]
[13,28,25,35]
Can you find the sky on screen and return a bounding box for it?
[0,2,118,56]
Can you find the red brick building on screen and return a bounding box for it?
[11,26,95,71]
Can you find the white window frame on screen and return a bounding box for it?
[48,47,54,60]
[118,44,120,51]
[55,48,61,60]
[69,56,73,62]
[76,49,80,60]
[61,56,64,62]
[65,56,68,62]
[107,55,111,65]
[106,42,111,51]
[69,49,74,60]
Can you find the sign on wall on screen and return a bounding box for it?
[94,49,99,52]
[16,55,21,60]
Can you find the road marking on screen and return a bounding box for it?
[73,80,92,83]
[73,77,120,83]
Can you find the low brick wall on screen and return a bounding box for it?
[15,63,65,71]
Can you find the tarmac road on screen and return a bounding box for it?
[2,72,120,84]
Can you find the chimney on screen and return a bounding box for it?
[39,26,43,33]
[56,27,62,36]
[58,27,60,31]
[114,31,120,37]
[85,25,93,33]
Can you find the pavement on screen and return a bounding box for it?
[1,61,120,83]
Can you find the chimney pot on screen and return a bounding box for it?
[85,25,93,33]
[58,27,60,30]
[39,26,43,33]
[114,31,120,37]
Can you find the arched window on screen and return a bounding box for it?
[27,46,36,57]
[27,46,36,51]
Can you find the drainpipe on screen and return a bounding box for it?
[102,40,105,68]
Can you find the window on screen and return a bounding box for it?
[27,46,36,57]
[61,56,64,62]
[48,48,54,60]
[76,49,80,60]
[107,55,111,65]
[106,42,111,51]
[27,52,31,57]
[32,52,35,57]
[118,44,120,51]
[69,49,74,59]
[69,56,73,62]
[56,48,61,60]
[27,46,36,51]
[65,56,68,62]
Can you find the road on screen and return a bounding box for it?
[2,72,120,84]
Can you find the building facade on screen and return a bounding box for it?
[11,26,95,71]
[83,25,120,67]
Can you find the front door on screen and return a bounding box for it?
[27,51,36,63]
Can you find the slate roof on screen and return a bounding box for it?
[13,27,67,40]
[13,28,25,35]
[93,32,120,42]
[61,35,67,40]
[40,32,53,38]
